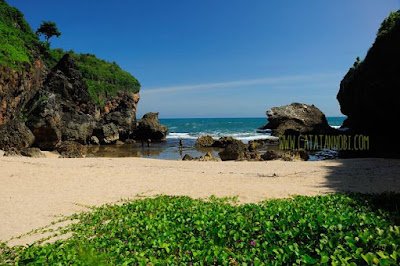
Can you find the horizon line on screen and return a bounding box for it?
[156,116,347,119]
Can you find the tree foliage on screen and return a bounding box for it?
[36,20,61,43]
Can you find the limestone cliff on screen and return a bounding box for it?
[337,10,400,157]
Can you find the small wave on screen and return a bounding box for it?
[167,133,198,140]
[167,132,278,143]
[330,125,341,129]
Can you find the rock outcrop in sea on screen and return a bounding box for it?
[134,112,168,142]
[337,10,400,158]
[259,103,334,136]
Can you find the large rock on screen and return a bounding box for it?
[0,120,35,150]
[44,54,97,115]
[25,90,62,150]
[195,135,215,147]
[56,141,86,158]
[260,103,333,136]
[25,55,97,150]
[337,11,400,157]
[103,91,140,140]
[218,139,246,161]
[93,123,120,144]
[134,112,168,141]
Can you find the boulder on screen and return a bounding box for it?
[259,103,333,136]
[261,149,309,161]
[56,141,86,158]
[182,154,194,161]
[195,135,216,147]
[20,148,46,158]
[0,120,35,150]
[134,112,168,141]
[213,136,237,148]
[93,123,119,144]
[198,152,219,162]
[281,149,309,161]
[218,140,246,161]
[103,91,140,140]
[182,152,219,162]
[261,150,280,161]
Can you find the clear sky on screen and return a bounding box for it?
[9,0,400,118]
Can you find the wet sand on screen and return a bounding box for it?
[1,155,400,245]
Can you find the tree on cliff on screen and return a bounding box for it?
[36,21,61,43]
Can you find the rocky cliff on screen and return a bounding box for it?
[337,10,400,157]
[0,0,167,153]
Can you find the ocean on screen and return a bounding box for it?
[88,117,346,159]
[161,117,346,143]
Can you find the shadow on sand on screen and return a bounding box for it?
[322,158,400,223]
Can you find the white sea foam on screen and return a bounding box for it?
[167,132,278,143]
[167,133,198,140]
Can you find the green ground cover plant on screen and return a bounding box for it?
[1,193,399,265]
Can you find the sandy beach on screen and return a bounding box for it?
[1,155,400,245]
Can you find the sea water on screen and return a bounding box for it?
[88,117,346,159]
[162,117,346,143]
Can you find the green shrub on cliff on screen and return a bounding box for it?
[0,0,41,69]
[44,48,140,105]
[0,0,140,105]
[378,10,400,39]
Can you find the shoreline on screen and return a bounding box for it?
[1,156,400,245]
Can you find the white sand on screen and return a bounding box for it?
[1,155,399,245]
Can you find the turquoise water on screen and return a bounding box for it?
[160,117,345,143]
[88,117,346,159]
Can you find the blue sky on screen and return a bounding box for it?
[9,0,400,118]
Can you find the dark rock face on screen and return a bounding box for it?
[134,112,168,141]
[25,90,62,150]
[0,53,143,151]
[0,60,46,151]
[260,103,333,136]
[337,11,400,158]
[103,91,140,140]
[45,54,97,115]
[93,123,119,144]
[25,55,97,150]
[0,60,46,127]
[0,120,35,150]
